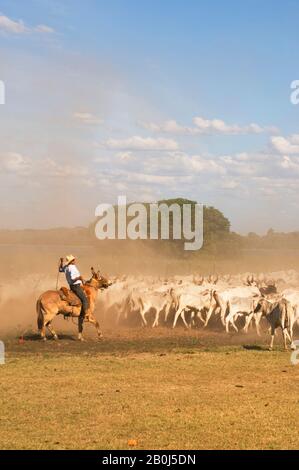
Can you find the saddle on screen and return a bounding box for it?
[58,286,82,307]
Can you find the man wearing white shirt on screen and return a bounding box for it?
[59,254,89,319]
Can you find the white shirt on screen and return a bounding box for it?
[63,264,82,286]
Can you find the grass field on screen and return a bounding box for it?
[0,328,298,450]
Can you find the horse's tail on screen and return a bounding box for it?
[36,297,44,330]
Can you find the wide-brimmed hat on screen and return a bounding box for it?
[65,254,75,265]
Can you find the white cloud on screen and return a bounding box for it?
[43,159,88,177]
[194,117,262,134]
[0,153,91,180]
[140,151,241,177]
[0,152,31,174]
[73,112,103,125]
[278,155,299,174]
[174,152,225,174]
[189,156,224,174]
[116,151,136,162]
[0,13,54,34]
[125,172,182,184]
[219,179,240,189]
[271,135,299,154]
[219,155,258,175]
[35,24,55,34]
[0,14,28,33]
[290,135,299,145]
[101,136,179,151]
[141,120,195,135]
[140,116,278,136]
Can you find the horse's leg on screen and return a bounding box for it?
[78,316,84,341]
[87,315,103,340]
[40,313,56,341]
[77,300,94,341]
[37,299,46,340]
[40,324,47,341]
[46,322,58,340]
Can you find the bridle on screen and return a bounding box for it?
[85,276,109,290]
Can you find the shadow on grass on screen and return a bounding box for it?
[5,328,268,356]
[5,330,208,355]
[243,344,264,351]
[22,333,76,342]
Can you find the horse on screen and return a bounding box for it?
[36,267,111,341]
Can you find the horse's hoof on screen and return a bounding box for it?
[268,347,273,351]
[42,337,47,342]
[53,335,59,341]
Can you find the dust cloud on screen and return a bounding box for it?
[1,236,299,336]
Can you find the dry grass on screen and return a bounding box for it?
[0,328,298,450]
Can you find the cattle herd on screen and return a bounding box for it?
[98,270,299,350]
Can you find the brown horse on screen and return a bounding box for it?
[36,268,111,341]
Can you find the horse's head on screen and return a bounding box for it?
[89,267,112,289]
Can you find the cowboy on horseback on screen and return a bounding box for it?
[37,263,110,341]
[59,255,89,320]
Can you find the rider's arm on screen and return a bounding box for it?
[59,258,66,273]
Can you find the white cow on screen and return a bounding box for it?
[212,286,260,333]
[254,298,296,350]
[172,289,215,329]
[124,283,173,327]
[280,289,299,334]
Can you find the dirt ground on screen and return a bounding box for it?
[1,327,298,450]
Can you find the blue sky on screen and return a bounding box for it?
[0,0,299,232]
